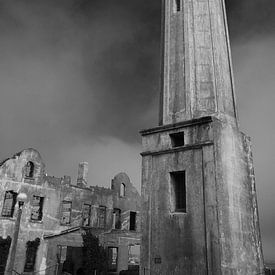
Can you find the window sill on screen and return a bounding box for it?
[0,216,16,221]
[23,271,35,274]
[29,220,43,224]
[171,211,187,215]
[24,177,34,180]
[111,228,122,231]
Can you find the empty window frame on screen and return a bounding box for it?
[113,208,121,229]
[82,204,91,226]
[128,245,140,267]
[120,183,126,197]
[60,201,72,225]
[1,191,17,217]
[108,247,118,272]
[175,0,181,12]
[129,211,136,231]
[170,132,185,147]
[30,196,44,221]
[25,161,35,178]
[97,205,106,228]
[170,171,186,213]
[24,238,40,272]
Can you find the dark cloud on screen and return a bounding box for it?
[225,0,275,40]
[0,0,274,262]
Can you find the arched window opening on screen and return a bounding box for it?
[25,161,35,178]
[120,183,126,197]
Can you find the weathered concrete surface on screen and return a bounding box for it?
[0,149,141,275]
[140,117,264,274]
[160,0,237,125]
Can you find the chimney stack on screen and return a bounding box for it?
[77,162,88,187]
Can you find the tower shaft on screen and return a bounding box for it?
[160,0,237,125]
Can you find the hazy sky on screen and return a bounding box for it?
[0,0,274,261]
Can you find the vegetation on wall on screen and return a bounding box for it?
[82,230,108,274]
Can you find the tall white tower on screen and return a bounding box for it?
[140,0,264,274]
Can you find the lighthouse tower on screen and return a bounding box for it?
[140,0,264,274]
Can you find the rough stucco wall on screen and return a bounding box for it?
[141,120,212,274]
[213,118,264,274]
[150,150,206,274]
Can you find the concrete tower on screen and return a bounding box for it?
[140,0,264,274]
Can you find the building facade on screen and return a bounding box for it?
[140,0,264,274]
[0,148,141,275]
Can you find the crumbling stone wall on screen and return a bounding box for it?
[0,148,141,275]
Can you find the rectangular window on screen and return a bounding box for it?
[170,171,186,213]
[175,0,181,12]
[170,132,185,147]
[31,196,44,221]
[82,204,91,226]
[97,206,106,228]
[1,191,17,217]
[129,212,136,231]
[24,238,40,272]
[60,201,72,225]
[108,247,118,272]
[113,208,121,229]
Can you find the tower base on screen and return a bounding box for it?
[140,116,264,274]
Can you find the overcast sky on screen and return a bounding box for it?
[0,0,274,262]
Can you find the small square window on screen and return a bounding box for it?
[170,171,186,213]
[170,132,185,147]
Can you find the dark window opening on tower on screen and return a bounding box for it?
[175,0,181,12]
[129,211,136,231]
[170,132,185,147]
[170,171,186,213]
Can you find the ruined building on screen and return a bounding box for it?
[0,148,141,275]
[140,0,264,274]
